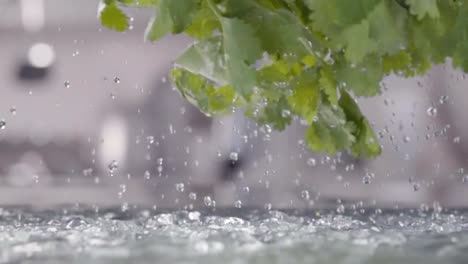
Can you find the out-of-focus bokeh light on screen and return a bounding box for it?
[28,42,55,68]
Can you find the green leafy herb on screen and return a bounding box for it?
[100,0,468,158]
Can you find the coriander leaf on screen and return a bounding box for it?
[406,0,440,20]
[145,0,198,41]
[224,0,315,59]
[219,17,262,99]
[287,69,320,123]
[306,99,355,155]
[340,20,377,64]
[319,67,338,105]
[339,90,381,157]
[185,3,220,39]
[336,56,383,97]
[117,0,158,6]
[250,96,292,130]
[100,2,129,32]
[175,37,227,85]
[170,69,235,115]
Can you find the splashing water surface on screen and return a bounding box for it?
[1,207,468,264]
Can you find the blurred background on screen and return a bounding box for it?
[1,0,468,209]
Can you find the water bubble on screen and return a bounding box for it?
[234,200,242,208]
[426,106,437,117]
[301,190,310,200]
[0,120,6,130]
[307,158,317,167]
[229,152,239,161]
[188,192,197,200]
[175,183,185,193]
[114,77,120,84]
[64,81,70,88]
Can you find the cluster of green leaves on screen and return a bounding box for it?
[99,0,468,158]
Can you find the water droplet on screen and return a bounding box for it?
[307,158,316,167]
[188,192,197,200]
[362,175,371,184]
[66,217,88,229]
[82,168,93,177]
[439,95,449,104]
[463,175,468,183]
[110,93,116,100]
[403,136,411,143]
[203,196,213,207]
[175,183,185,192]
[0,120,6,130]
[64,81,70,88]
[234,200,242,208]
[264,203,272,210]
[427,106,437,117]
[229,152,239,161]
[9,107,16,115]
[108,160,118,175]
[413,183,420,191]
[336,204,345,214]
[144,170,151,180]
[114,77,120,84]
[281,109,291,118]
[453,137,461,144]
[146,136,154,145]
[301,190,310,200]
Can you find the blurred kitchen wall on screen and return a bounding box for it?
[1,0,468,209]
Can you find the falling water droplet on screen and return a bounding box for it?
[64,81,70,88]
[175,183,185,192]
[144,170,151,180]
[203,196,213,207]
[403,136,411,143]
[426,106,437,117]
[439,95,449,104]
[0,120,6,130]
[307,158,316,167]
[234,200,242,208]
[108,160,118,175]
[362,175,371,184]
[114,77,120,84]
[82,168,93,177]
[301,190,310,200]
[188,192,197,200]
[9,107,16,115]
[229,152,239,161]
[453,137,461,144]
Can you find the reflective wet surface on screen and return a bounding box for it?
[0,207,467,264]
